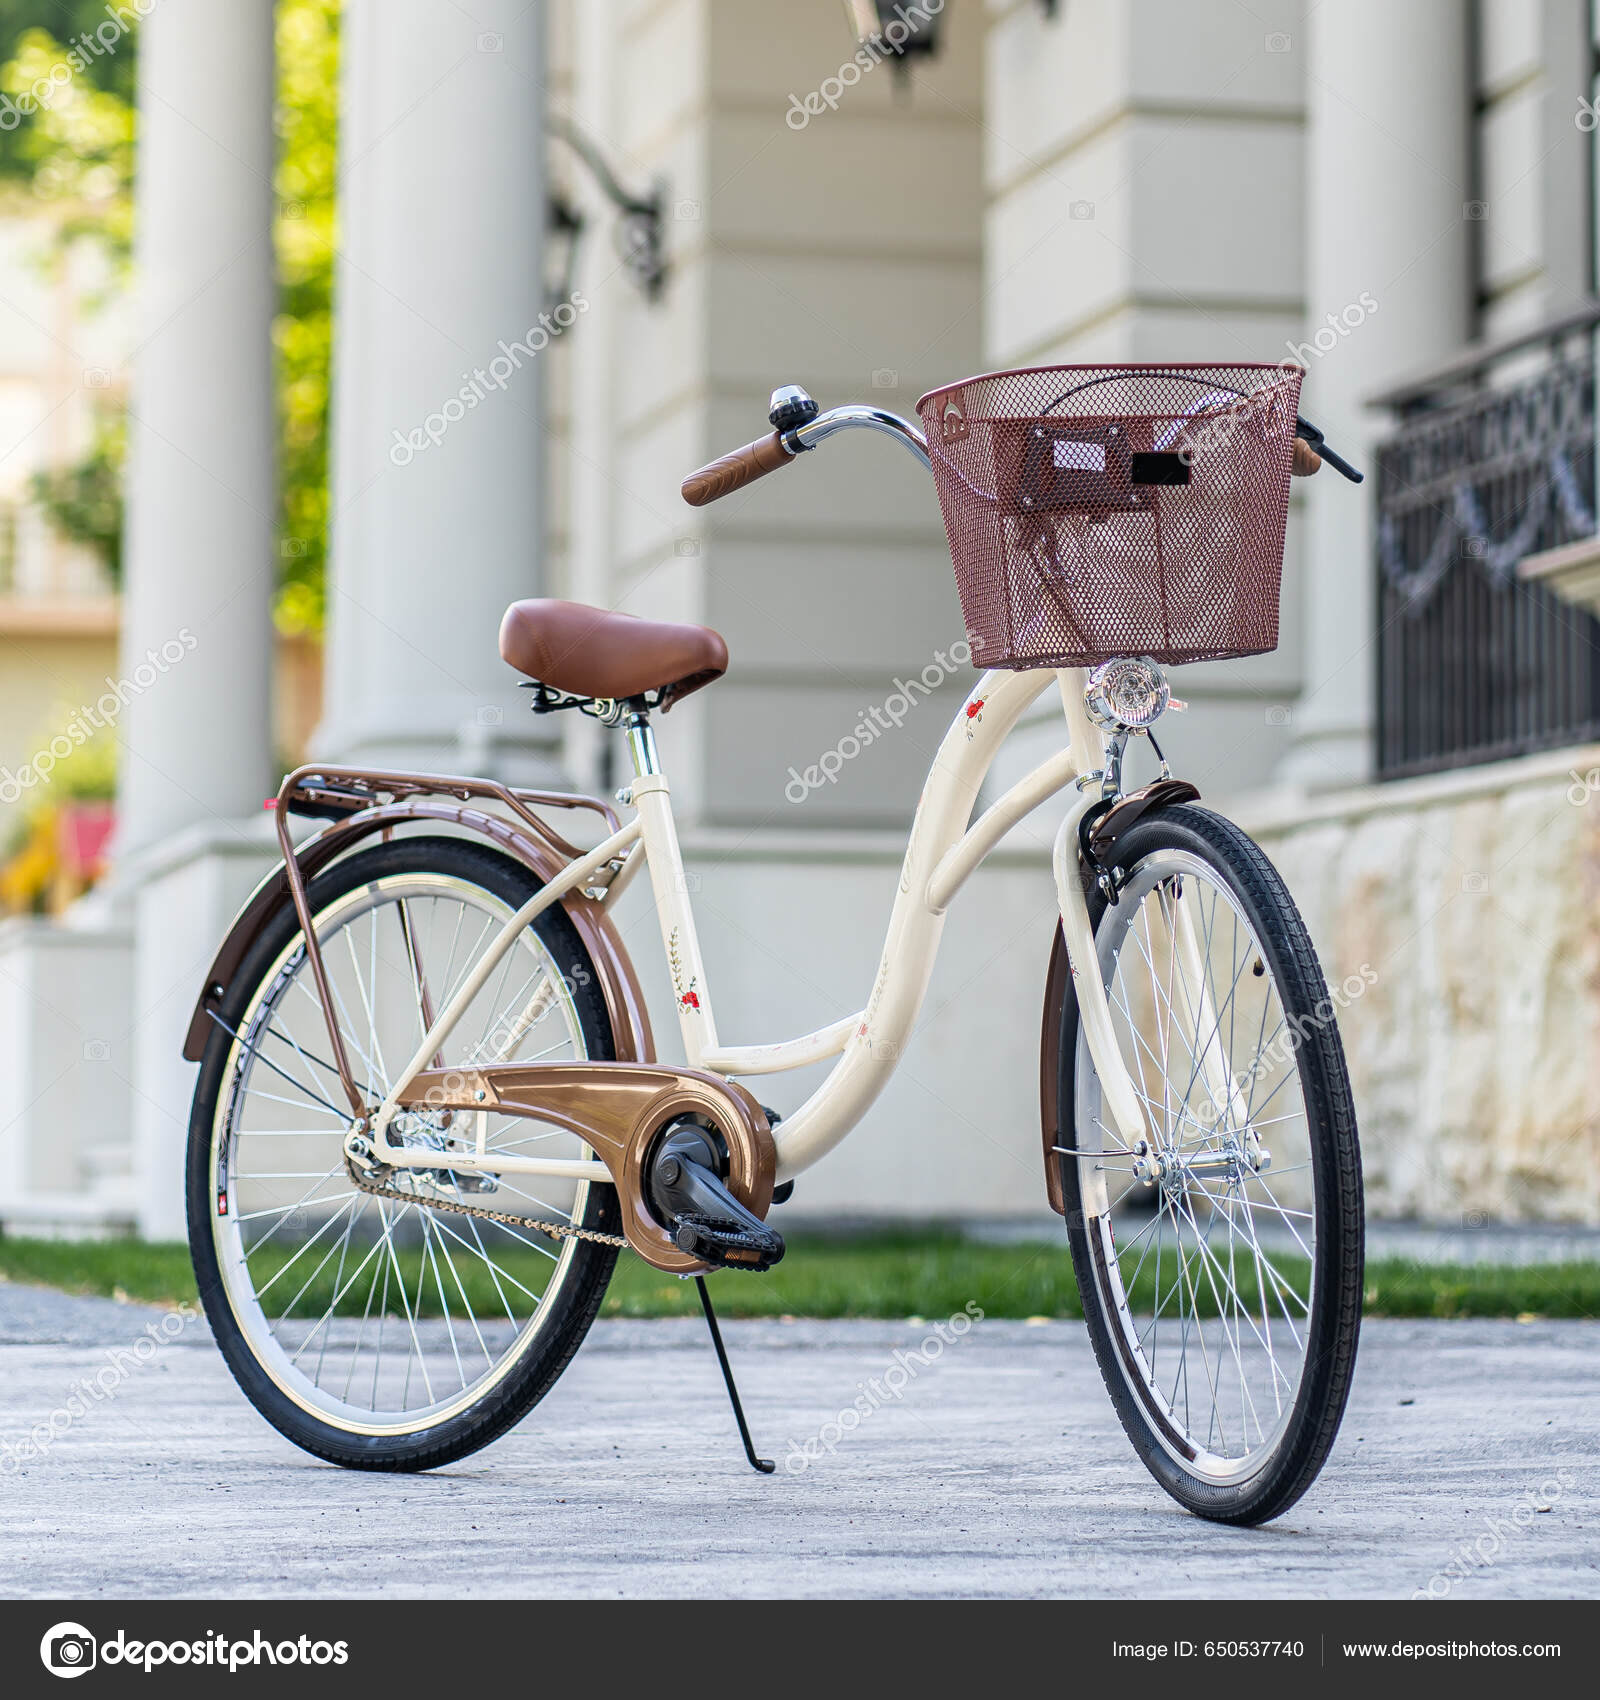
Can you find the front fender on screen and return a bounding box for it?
[1039,779,1201,1214]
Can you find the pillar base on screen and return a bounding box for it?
[124,817,283,1241]
[0,918,135,1236]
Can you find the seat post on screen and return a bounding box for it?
[622,699,660,780]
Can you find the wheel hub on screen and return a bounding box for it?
[1131,1134,1271,1193]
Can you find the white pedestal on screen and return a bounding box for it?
[0,918,135,1236]
[121,818,282,1241]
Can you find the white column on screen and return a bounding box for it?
[1279,0,1472,788]
[318,0,558,779]
[116,0,277,857]
[113,0,280,1239]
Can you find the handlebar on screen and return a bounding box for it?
[680,392,930,506]
[679,387,1363,506]
[1294,415,1364,483]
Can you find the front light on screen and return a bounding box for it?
[1084,657,1171,729]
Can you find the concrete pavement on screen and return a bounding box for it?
[0,1285,1595,1598]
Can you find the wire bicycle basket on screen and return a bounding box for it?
[916,362,1304,669]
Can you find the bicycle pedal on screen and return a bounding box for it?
[672,1211,785,1271]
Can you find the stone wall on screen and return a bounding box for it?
[1246,743,1600,1225]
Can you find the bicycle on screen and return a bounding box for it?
[185,361,1365,1525]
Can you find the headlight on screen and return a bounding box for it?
[1084,657,1171,729]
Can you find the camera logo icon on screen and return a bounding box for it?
[41,1623,97,1678]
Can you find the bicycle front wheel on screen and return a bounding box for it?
[1055,804,1363,1524]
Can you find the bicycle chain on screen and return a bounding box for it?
[347,1166,629,1248]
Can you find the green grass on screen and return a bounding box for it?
[0,1231,1596,1321]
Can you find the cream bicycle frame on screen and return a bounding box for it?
[365,660,1169,1194]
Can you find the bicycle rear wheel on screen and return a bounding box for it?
[187,835,622,1471]
[1054,805,1363,1524]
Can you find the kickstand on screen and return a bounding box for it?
[694,1276,775,1474]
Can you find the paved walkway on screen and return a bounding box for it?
[0,1286,1594,1598]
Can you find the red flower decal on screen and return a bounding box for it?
[966,699,985,719]
[680,990,700,1010]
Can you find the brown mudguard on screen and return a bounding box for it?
[1040,779,1201,1214]
[1040,923,1072,1216]
[183,772,652,1073]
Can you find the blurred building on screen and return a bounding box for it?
[0,0,1596,1236]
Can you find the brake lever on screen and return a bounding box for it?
[1295,415,1364,484]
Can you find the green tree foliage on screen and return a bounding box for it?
[274,0,338,635]
[29,409,123,580]
[0,0,338,630]
[0,4,135,266]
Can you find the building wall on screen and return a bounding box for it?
[554,2,1069,1222]
[980,0,1309,807]
[1476,0,1592,340]
[567,0,986,828]
[553,0,1600,1225]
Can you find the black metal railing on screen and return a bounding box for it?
[1373,303,1600,779]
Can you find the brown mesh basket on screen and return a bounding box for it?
[917,363,1303,669]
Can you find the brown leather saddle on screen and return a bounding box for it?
[499,598,728,710]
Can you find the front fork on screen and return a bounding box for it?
[1051,673,1254,1216]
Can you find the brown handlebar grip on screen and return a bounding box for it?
[681,431,793,506]
[1290,437,1322,478]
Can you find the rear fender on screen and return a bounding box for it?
[182,799,653,1067]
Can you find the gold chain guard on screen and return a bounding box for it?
[385,1061,776,1274]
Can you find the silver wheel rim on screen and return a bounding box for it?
[208,870,600,1437]
[1074,849,1320,1486]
